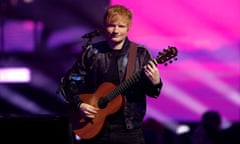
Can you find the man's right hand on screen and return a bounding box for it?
[79,103,99,118]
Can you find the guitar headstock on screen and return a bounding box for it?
[156,46,178,66]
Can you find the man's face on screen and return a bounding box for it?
[105,16,129,44]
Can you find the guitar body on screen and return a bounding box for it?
[68,82,123,139]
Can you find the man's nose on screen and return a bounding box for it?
[113,26,119,33]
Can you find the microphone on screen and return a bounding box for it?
[82,29,102,38]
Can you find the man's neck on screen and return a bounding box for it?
[109,39,126,50]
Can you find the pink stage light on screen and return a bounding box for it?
[110,0,240,122]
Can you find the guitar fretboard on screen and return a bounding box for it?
[106,70,142,101]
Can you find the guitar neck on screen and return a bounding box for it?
[105,70,142,101]
[98,46,178,108]
[105,58,157,102]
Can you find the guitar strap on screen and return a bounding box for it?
[122,42,137,129]
[125,42,137,80]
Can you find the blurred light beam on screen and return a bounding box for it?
[0,67,31,83]
[0,85,52,114]
[183,62,240,106]
[146,105,179,132]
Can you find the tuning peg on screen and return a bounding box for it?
[169,60,173,63]
[174,57,178,61]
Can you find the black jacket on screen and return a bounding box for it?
[61,38,163,129]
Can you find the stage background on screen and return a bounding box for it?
[0,0,239,142]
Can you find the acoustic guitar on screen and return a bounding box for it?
[68,46,178,139]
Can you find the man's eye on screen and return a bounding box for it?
[119,25,127,28]
[107,24,115,27]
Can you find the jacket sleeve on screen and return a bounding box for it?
[57,48,90,108]
[143,76,163,98]
[138,46,163,98]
